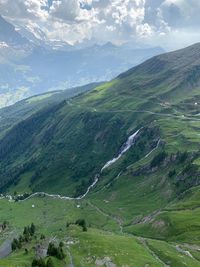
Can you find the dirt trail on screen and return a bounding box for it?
[87,200,124,233]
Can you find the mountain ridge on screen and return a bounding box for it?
[1,43,200,266]
[0,15,29,46]
[0,15,164,108]
[1,43,200,197]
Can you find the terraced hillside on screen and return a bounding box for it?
[1,43,200,266]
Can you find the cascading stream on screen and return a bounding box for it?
[101,129,140,171]
[16,128,140,202]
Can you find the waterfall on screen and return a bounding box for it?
[18,129,140,202]
[101,129,140,171]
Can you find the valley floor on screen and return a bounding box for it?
[0,194,200,267]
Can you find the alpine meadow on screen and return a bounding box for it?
[1,1,200,267]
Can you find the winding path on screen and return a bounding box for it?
[87,200,124,233]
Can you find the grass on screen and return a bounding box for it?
[0,197,119,235]
[128,186,200,243]
[26,93,56,103]
[0,250,34,267]
[0,249,65,267]
[89,169,172,224]
[2,220,200,267]
[147,239,200,267]
[1,190,200,266]
[129,209,200,242]
[2,44,200,266]
[68,226,163,267]
[8,172,34,195]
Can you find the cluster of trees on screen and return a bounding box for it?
[164,151,200,194]
[11,238,22,250]
[176,151,189,163]
[75,219,87,232]
[32,257,54,267]
[0,158,37,193]
[29,165,48,188]
[0,101,67,192]
[31,239,64,266]
[150,151,168,168]
[24,223,36,237]
[47,242,65,260]
[11,223,36,251]
[175,162,199,193]
[66,218,87,232]
[156,151,194,179]
[1,221,8,231]
[75,179,92,197]
[168,169,176,178]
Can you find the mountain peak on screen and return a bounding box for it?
[102,42,117,48]
[0,15,28,46]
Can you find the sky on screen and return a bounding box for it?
[1,0,200,50]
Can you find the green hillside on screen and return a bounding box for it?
[1,43,200,266]
[1,43,200,196]
[0,82,101,138]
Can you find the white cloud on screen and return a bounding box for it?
[160,0,200,27]
[0,0,48,20]
[50,0,80,21]
[86,0,148,44]
[136,23,154,37]
[1,0,200,49]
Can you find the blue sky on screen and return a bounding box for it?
[1,0,200,49]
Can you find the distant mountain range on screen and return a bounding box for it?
[0,16,28,46]
[0,15,164,108]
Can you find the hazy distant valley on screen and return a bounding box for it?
[0,15,163,108]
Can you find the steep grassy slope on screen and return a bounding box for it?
[0,82,101,138]
[1,43,200,197]
[129,185,200,243]
[1,43,200,266]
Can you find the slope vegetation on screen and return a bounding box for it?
[0,44,200,266]
[1,43,200,197]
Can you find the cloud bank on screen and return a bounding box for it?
[0,0,200,49]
